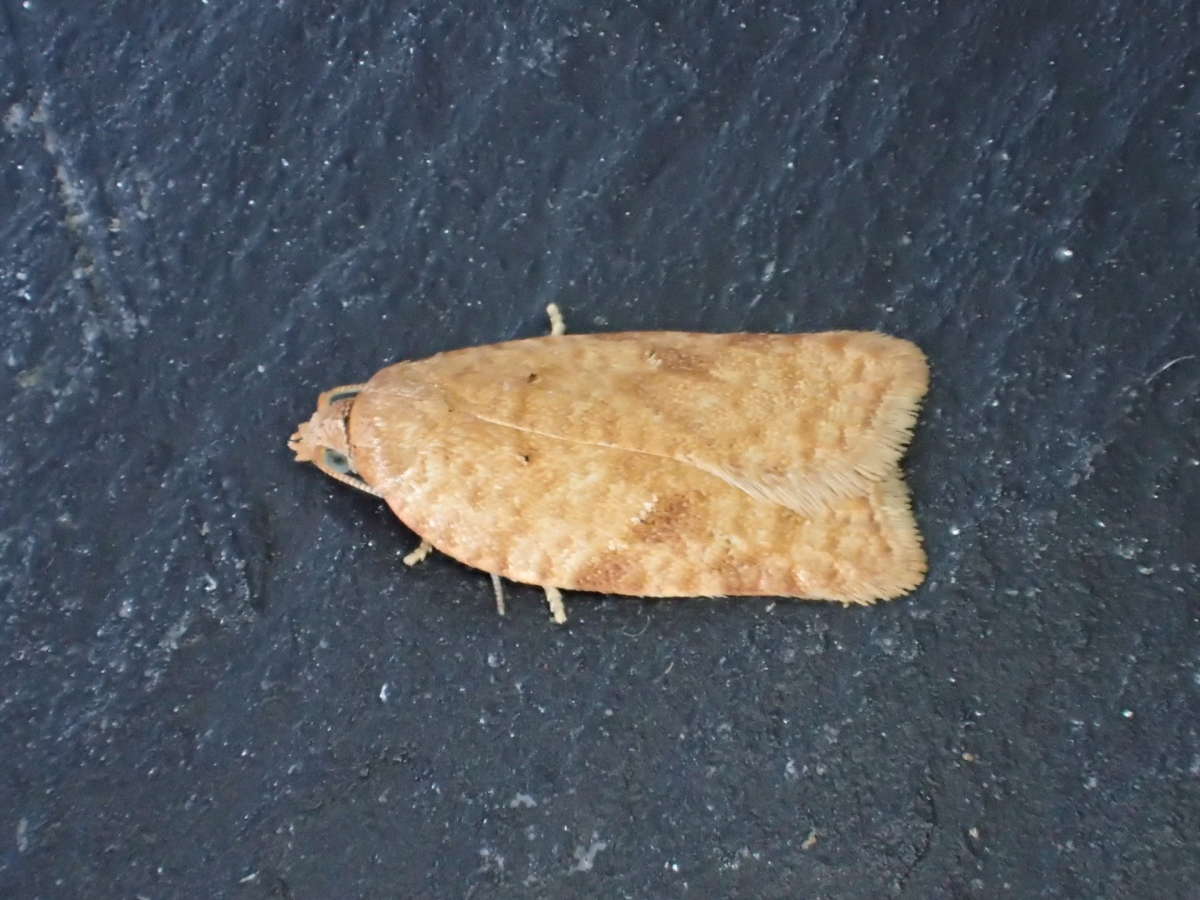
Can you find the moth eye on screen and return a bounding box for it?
[324,448,352,473]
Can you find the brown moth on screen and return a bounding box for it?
[289,305,929,623]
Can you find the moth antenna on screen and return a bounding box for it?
[318,383,367,409]
[322,467,383,498]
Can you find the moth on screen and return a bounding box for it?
[289,306,929,623]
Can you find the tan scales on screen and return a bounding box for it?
[289,306,929,622]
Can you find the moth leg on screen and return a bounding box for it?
[403,539,432,566]
[545,303,566,336]
[543,586,568,625]
[490,573,507,617]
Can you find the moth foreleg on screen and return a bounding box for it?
[403,539,432,566]
[490,573,507,616]
[543,586,567,625]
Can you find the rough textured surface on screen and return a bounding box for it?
[291,330,928,603]
[2,2,1197,898]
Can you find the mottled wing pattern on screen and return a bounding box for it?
[348,334,927,603]
[403,332,928,516]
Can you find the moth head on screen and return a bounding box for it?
[288,386,380,497]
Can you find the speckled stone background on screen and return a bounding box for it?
[2,2,1197,898]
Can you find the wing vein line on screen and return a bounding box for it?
[467,411,691,468]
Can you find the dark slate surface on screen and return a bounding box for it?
[2,2,1197,898]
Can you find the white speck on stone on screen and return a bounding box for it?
[761,260,776,282]
[1054,246,1074,261]
[785,758,798,780]
[508,793,537,808]
[949,525,961,536]
[727,846,763,870]
[570,834,609,873]
[478,846,505,873]
[1084,775,1099,790]
[379,683,390,703]
[1122,709,1133,719]
[158,611,192,653]
[16,817,29,853]
[4,103,29,134]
